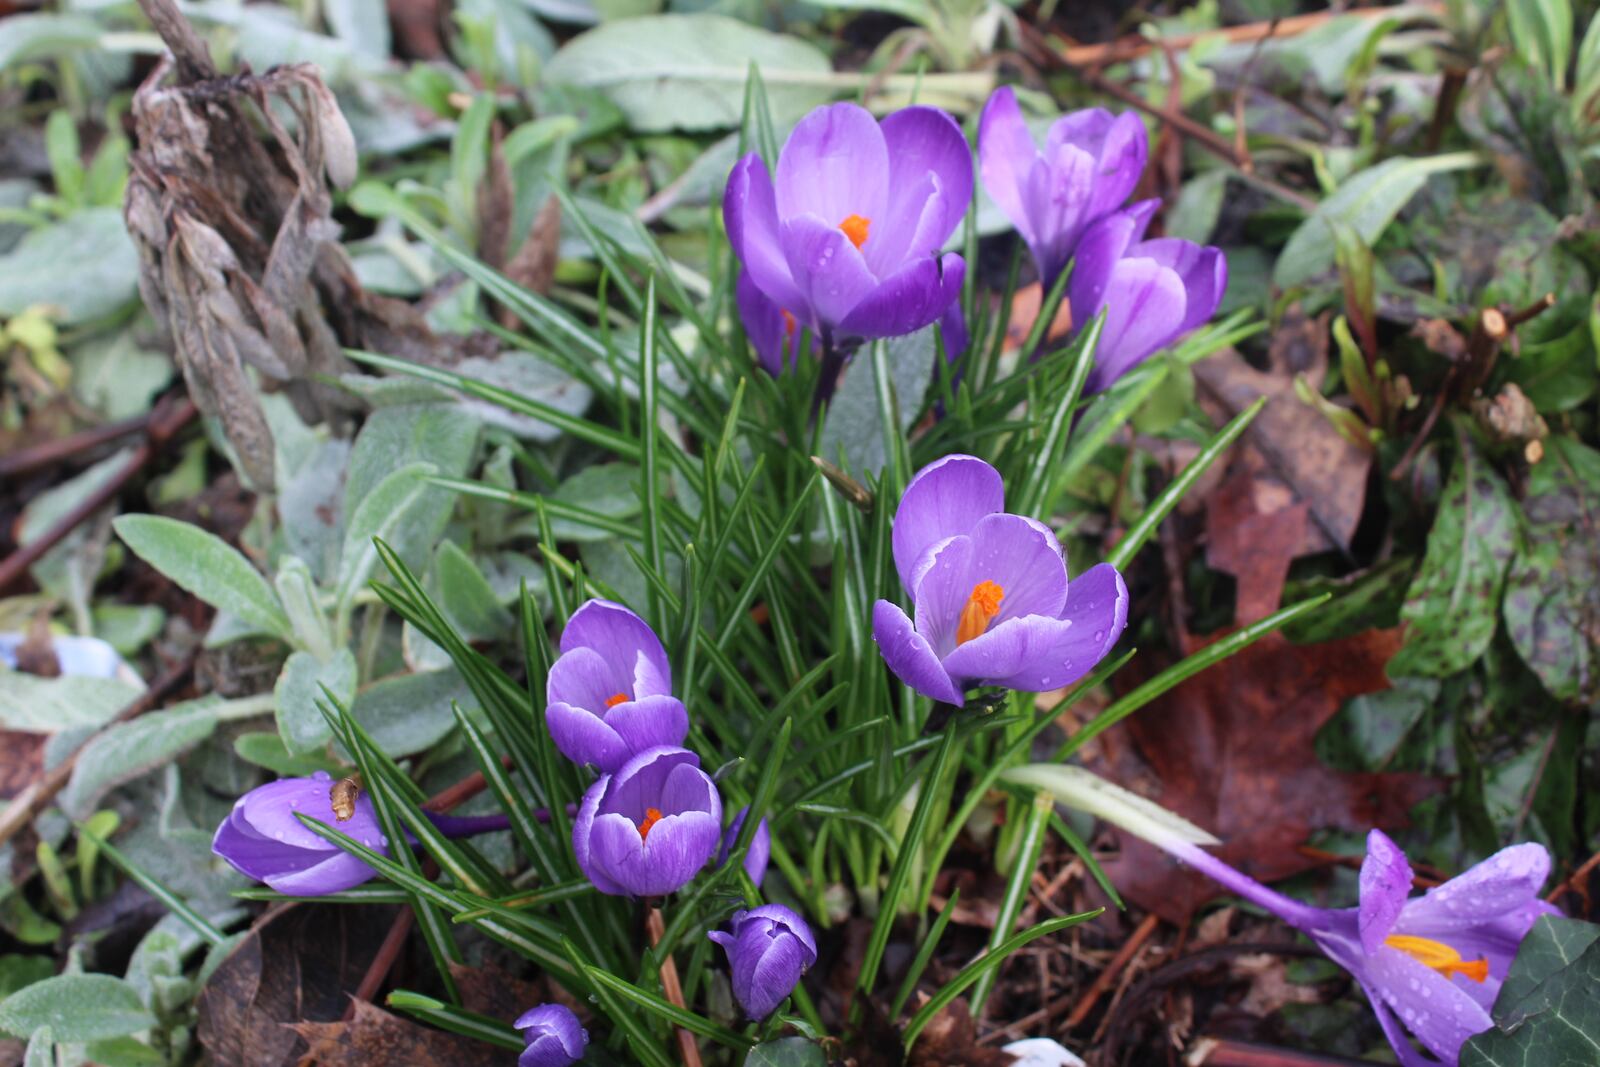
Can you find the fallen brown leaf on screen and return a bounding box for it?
[292,999,504,1067]
[196,904,396,1067]
[1099,628,1443,923]
[1195,311,1372,610]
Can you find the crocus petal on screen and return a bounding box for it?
[1366,946,1493,1062]
[741,934,810,1018]
[571,779,628,896]
[978,86,1041,247]
[871,599,963,705]
[638,810,722,890]
[604,694,690,762]
[911,535,974,657]
[546,700,630,771]
[782,214,877,331]
[837,252,965,342]
[725,154,806,313]
[1025,142,1097,284]
[959,512,1070,625]
[860,173,940,279]
[879,105,973,257]
[718,807,772,887]
[1049,108,1147,221]
[891,453,1005,591]
[938,300,969,365]
[547,646,621,715]
[736,270,797,375]
[775,102,889,231]
[940,614,1082,693]
[1137,238,1227,334]
[1398,843,1552,931]
[266,851,378,896]
[1087,255,1188,391]
[1359,981,1449,1067]
[1359,829,1415,954]
[1069,199,1159,327]
[560,599,673,694]
[658,759,720,815]
[213,816,325,882]
[745,904,819,961]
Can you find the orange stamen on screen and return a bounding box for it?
[604,692,628,708]
[839,214,871,249]
[781,309,797,337]
[637,807,664,841]
[956,581,1005,646]
[1384,934,1490,983]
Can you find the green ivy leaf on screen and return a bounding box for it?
[1502,437,1600,703]
[1389,432,1518,678]
[1461,916,1600,1067]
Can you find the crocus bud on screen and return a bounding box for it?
[212,771,388,895]
[547,599,689,773]
[572,746,722,897]
[212,772,512,897]
[515,1004,587,1067]
[708,904,817,1020]
[977,86,1147,291]
[716,806,771,887]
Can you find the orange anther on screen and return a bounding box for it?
[956,581,1005,645]
[839,214,871,249]
[637,807,665,841]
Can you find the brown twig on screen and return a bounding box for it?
[647,906,704,1067]
[0,395,197,595]
[0,412,154,479]
[1546,845,1600,905]
[348,908,415,1011]
[0,650,198,847]
[1193,1037,1382,1066]
[1055,3,1442,68]
[1065,912,1160,1030]
[1386,369,1453,482]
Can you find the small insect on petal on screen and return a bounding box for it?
[330,776,361,822]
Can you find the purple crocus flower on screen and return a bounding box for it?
[1070,200,1226,392]
[978,86,1148,290]
[871,455,1129,705]
[1166,830,1558,1066]
[212,771,510,895]
[708,904,817,1020]
[515,1003,588,1067]
[724,102,971,346]
[572,746,722,897]
[546,598,689,773]
[716,805,772,887]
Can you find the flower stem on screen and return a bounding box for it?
[646,906,704,1067]
[1163,839,1325,931]
[810,330,846,423]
